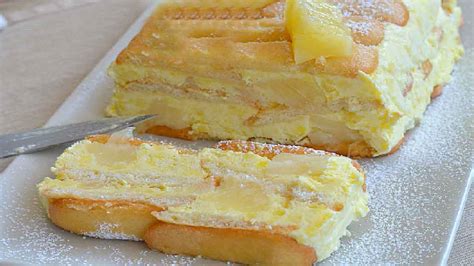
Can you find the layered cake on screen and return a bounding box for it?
[38,134,368,264]
[106,0,463,157]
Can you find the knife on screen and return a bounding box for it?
[0,115,154,159]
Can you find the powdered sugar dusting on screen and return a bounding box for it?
[346,19,371,35]
[1,51,472,263]
[335,0,396,19]
[216,139,330,158]
[83,223,141,241]
[0,2,472,264]
[323,45,473,265]
[0,185,76,264]
[0,153,210,265]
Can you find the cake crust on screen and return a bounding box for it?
[48,198,163,240]
[47,198,318,265]
[144,221,317,265]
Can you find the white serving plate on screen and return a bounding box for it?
[0,1,472,264]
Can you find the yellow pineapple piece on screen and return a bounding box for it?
[285,0,353,64]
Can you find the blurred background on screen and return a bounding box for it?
[0,0,471,264]
[0,0,149,170]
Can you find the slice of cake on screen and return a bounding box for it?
[106,0,463,157]
[37,134,368,264]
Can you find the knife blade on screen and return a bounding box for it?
[0,115,154,159]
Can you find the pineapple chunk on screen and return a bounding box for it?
[285,0,353,64]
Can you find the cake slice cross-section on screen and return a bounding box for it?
[38,134,368,264]
[106,0,464,157]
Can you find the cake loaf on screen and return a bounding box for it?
[106,0,463,157]
[38,135,368,264]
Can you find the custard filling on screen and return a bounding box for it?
[38,136,368,261]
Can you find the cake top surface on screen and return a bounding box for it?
[115,0,410,77]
